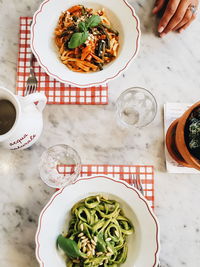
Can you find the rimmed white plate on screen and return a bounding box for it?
[36,176,160,267]
[31,0,140,87]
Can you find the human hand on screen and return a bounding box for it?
[153,0,198,36]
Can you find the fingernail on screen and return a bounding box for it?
[158,26,164,33]
[179,29,184,33]
[160,32,166,37]
[152,7,157,13]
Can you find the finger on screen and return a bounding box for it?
[160,0,189,36]
[173,9,193,31]
[152,0,165,14]
[179,14,196,32]
[158,0,181,33]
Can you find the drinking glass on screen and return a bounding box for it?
[116,87,157,128]
[39,144,81,188]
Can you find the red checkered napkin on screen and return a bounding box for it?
[16,17,108,105]
[58,164,154,209]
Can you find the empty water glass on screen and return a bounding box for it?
[116,87,157,128]
[39,144,81,188]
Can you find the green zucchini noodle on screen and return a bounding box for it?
[58,195,134,267]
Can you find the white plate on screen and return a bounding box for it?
[31,0,140,87]
[36,176,160,267]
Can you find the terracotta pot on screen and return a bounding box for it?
[166,119,190,167]
[175,101,200,171]
[166,101,200,171]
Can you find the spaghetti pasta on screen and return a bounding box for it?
[57,195,134,267]
[54,5,119,73]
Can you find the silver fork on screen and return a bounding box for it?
[24,53,37,95]
[133,173,144,196]
[129,174,143,194]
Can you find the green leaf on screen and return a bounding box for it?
[96,233,106,252]
[57,235,83,258]
[85,15,101,29]
[78,21,87,32]
[68,32,88,49]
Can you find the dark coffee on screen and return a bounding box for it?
[0,99,16,135]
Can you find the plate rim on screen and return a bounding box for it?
[35,175,160,267]
[31,0,141,88]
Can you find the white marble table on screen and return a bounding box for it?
[0,0,200,266]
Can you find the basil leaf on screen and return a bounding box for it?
[85,15,101,29]
[78,21,87,32]
[96,233,107,252]
[57,235,83,258]
[68,31,89,49]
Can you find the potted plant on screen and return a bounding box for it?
[166,101,200,171]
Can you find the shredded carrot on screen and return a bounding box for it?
[67,5,82,13]
[73,11,82,17]
[99,35,106,40]
[81,46,92,61]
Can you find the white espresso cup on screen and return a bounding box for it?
[0,86,47,150]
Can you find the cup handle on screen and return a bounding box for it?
[22,92,47,112]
